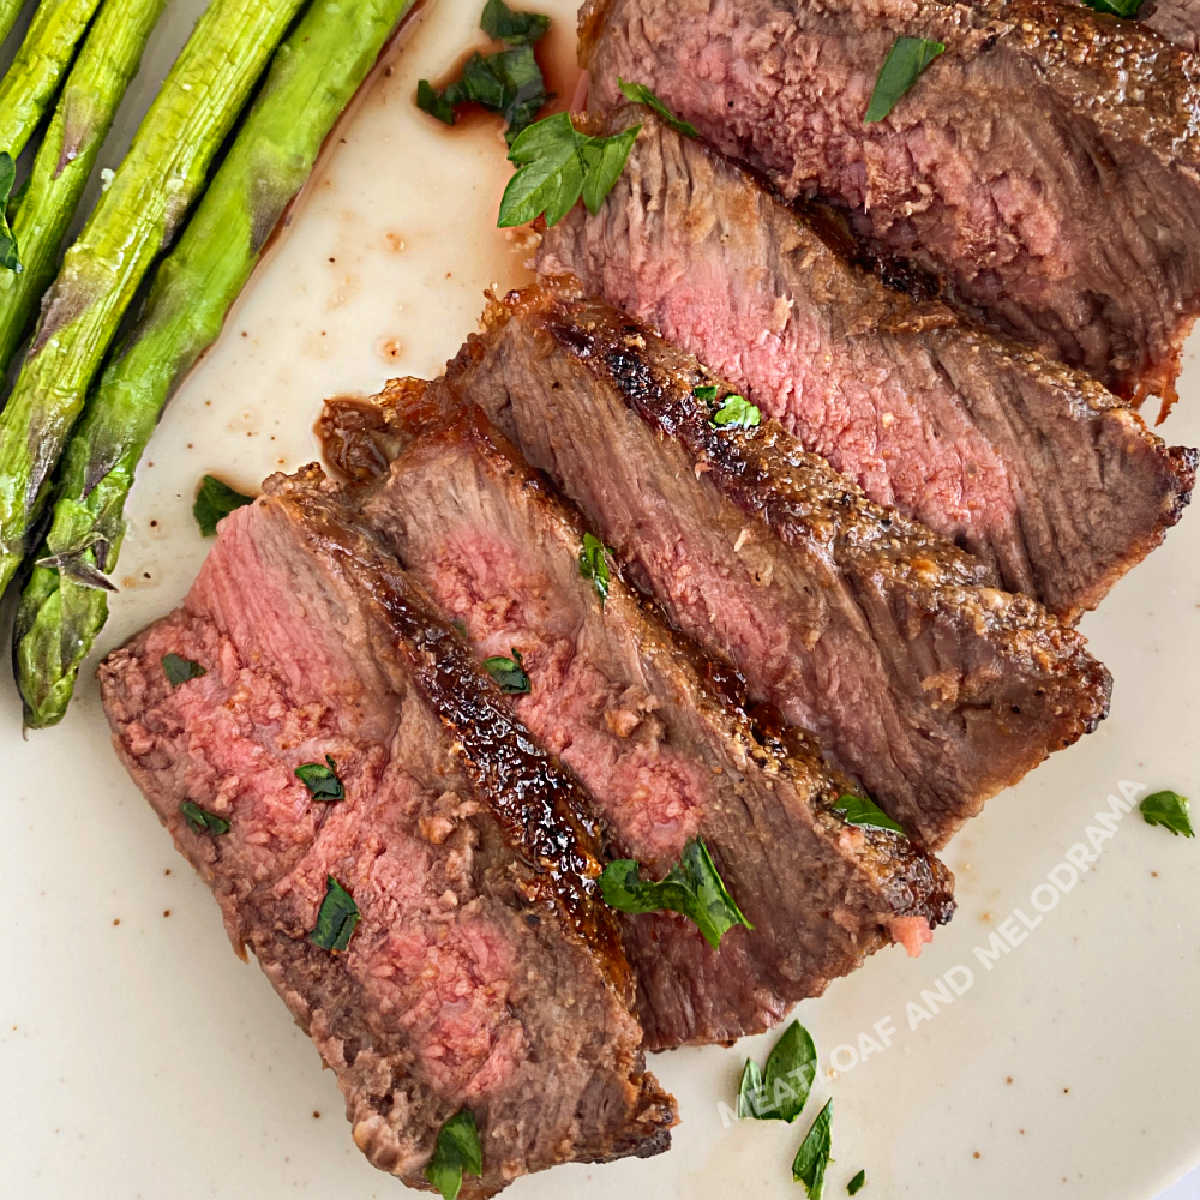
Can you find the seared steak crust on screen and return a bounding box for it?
[320,386,955,1048]
[99,472,673,1195]
[581,0,1200,403]
[446,286,1111,848]
[539,113,1197,621]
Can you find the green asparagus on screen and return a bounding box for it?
[0,0,105,159]
[0,0,305,600]
[16,0,420,726]
[0,0,26,57]
[0,0,166,375]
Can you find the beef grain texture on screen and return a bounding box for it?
[1141,0,1200,51]
[99,471,674,1197]
[445,286,1112,849]
[539,114,1197,621]
[581,0,1200,405]
[319,386,955,1049]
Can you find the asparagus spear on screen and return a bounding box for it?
[0,0,105,159]
[0,0,305,599]
[16,0,420,726]
[0,0,167,376]
[0,0,26,55]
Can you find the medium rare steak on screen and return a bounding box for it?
[445,286,1112,848]
[581,0,1200,404]
[98,471,674,1196]
[318,385,955,1049]
[538,113,1197,622]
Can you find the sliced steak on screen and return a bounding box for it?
[318,385,955,1049]
[1136,0,1200,51]
[538,112,1197,621]
[444,286,1111,849]
[98,470,674,1196]
[581,0,1200,404]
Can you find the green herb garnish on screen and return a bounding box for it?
[578,531,613,607]
[417,44,548,144]
[1140,790,1194,838]
[180,800,230,836]
[1080,0,1144,14]
[599,837,752,950]
[497,110,641,228]
[617,78,697,138]
[162,653,206,686]
[831,793,906,836]
[193,474,253,536]
[426,1108,483,1200]
[792,1098,833,1199]
[483,648,531,694]
[0,153,21,272]
[310,876,360,952]
[295,755,345,801]
[864,36,945,124]
[480,0,549,45]
[737,1019,817,1122]
[711,394,761,430]
[692,384,719,403]
[847,1169,866,1195]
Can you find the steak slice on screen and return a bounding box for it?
[319,385,955,1050]
[444,286,1111,849]
[538,112,1197,622]
[98,470,674,1196]
[581,0,1200,404]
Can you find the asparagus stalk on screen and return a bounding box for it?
[15,0,421,726]
[0,0,105,158]
[0,0,305,599]
[0,0,26,55]
[0,0,167,376]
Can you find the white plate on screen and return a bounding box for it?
[3,1,1199,1197]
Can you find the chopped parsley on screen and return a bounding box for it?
[295,755,345,802]
[193,474,253,536]
[864,36,945,124]
[831,793,906,837]
[426,1108,483,1200]
[310,876,360,952]
[737,1019,817,1122]
[792,1098,833,1199]
[1080,0,1144,14]
[161,653,206,686]
[497,110,641,228]
[599,837,752,950]
[180,800,230,836]
[847,1169,866,1195]
[482,648,531,694]
[617,78,698,138]
[0,152,20,272]
[578,531,613,607]
[692,384,719,403]
[480,0,549,44]
[1140,789,1194,838]
[711,394,761,430]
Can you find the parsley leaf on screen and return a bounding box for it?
[418,45,547,144]
[692,385,719,403]
[864,37,945,124]
[1080,0,1144,14]
[498,111,641,228]
[792,1098,833,1199]
[578,531,613,607]
[737,1020,817,1122]
[426,1108,483,1200]
[831,793,907,836]
[180,800,230,836]
[310,876,360,952]
[599,837,753,950]
[162,653,206,686]
[1140,790,1194,837]
[0,152,21,272]
[295,755,345,802]
[480,0,549,45]
[847,1169,866,1195]
[617,78,698,138]
[711,394,761,430]
[193,475,253,536]
[483,648,531,694]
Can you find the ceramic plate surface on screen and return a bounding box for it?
[2,2,1199,1197]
